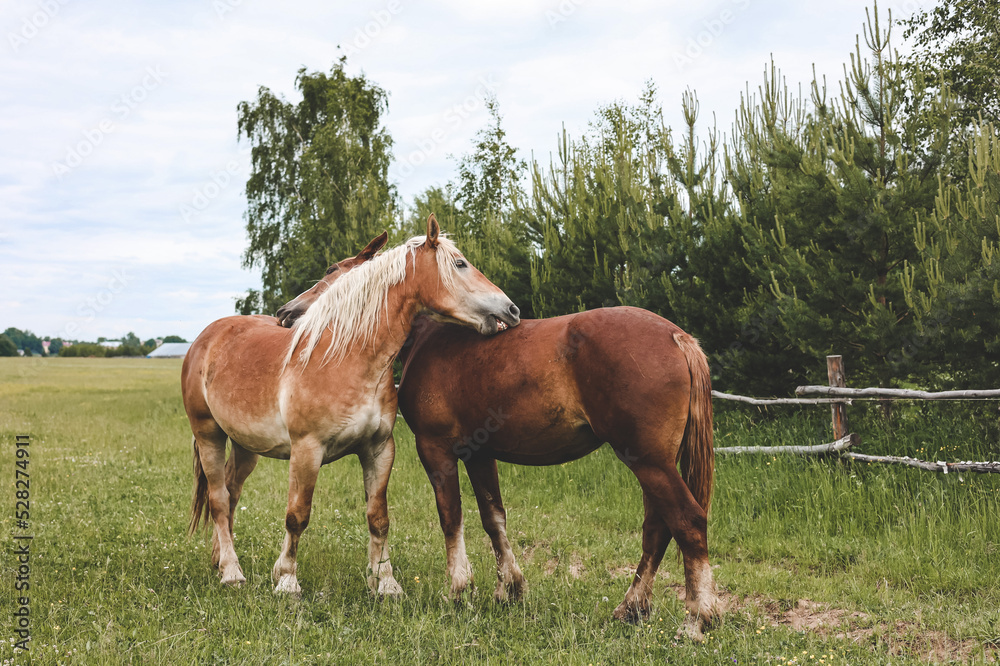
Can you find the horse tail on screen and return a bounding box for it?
[673,332,714,515]
[189,436,210,534]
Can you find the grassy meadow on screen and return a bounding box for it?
[1,357,998,665]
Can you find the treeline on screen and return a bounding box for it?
[0,329,187,358]
[0,327,68,357]
[236,2,999,395]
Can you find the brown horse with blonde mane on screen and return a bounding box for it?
[279,262,719,640]
[181,216,520,597]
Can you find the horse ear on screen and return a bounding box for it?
[358,231,388,260]
[425,213,440,248]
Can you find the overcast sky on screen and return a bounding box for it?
[0,0,921,342]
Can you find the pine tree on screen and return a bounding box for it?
[410,99,535,315]
[899,120,1000,385]
[728,6,956,388]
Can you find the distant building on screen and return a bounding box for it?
[146,342,191,358]
[99,340,122,348]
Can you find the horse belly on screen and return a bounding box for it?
[489,421,602,466]
[317,403,393,464]
[213,408,292,458]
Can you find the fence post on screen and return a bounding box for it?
[827,355,849,440]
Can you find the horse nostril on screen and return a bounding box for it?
[508,304,520,319]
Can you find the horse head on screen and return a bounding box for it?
[276,231,388,328]
[409,214,520,336]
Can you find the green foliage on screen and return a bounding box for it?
[408,99,535,316]
[106,343,146,357]
[901,0,1000,128]
[59,342,108,357]
[526,93,663,317]
[724,8,966,389]
[162,335,187,343]
[0,334,16,356]
[237,58,397,315]
[2,327,43,355]
[900,121,1000,385]
[234,287,263,316]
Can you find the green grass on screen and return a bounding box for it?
[1,358,998,664]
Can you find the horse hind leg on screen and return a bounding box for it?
[465,457,525,602]
[213,442,260,569]
[194,429,246,586]
[629,461,718,641]
[359,437,403,597]
[271,438,323,597]
[612,490,672,623]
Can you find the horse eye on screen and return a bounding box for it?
[325,265,338,275]
[455,259,467,269]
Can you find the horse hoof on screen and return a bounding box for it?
[221,572,246,587]
[612,600,649,624]
[376,577,404,598]
[449,582,475,603]
[675,616,706,643]
[273,573,302,597]
[494,578,525,603]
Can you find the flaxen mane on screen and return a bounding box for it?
[285,235,463,368]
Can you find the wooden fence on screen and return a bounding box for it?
[713,355,1000,475]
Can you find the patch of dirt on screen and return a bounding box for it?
[544,557,559,576]
[568,553,585,579]
[783,598,870,632]
[607,564,637,580]
[519,541,549,565]
[673,587,997,664]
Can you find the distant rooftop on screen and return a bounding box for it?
[146,342,191,358]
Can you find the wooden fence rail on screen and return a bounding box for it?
[714,355,1000,474]
[795,386,1000,400]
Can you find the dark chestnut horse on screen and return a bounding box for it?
[396,312,718,640]
[182,217,520,597]
[278,262,717,640]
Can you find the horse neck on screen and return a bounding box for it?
[358,276,424,365]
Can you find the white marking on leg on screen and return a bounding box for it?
[272,532,300,595]
[362,437,403,597]
[446,525,473,599]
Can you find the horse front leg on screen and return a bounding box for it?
[416,436,474,601]
[464,456,525,602]
[359,436,403,597]
[272,439,323,597]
